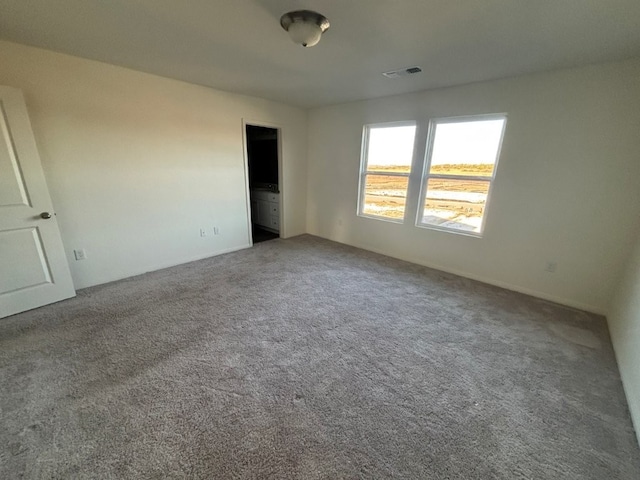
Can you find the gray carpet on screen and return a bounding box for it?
[1,235,639,479]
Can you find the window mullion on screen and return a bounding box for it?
[426,174,493,182]
[365,172,410,178]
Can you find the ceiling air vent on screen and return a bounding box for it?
[382,66,423,79]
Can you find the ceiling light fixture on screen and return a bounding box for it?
[280,10,330,48]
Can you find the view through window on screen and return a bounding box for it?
[358,123,416,221]
[418,116,506,235]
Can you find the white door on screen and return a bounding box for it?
[0,86,75,318]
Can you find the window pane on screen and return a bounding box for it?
[421,178,490,233]
[366,125,416,174]
[362,174,409,220]
[429,119,505,177]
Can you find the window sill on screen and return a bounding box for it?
[357,213,405,225]
[415,222,483,238]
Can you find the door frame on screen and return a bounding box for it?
[241,119,284,245]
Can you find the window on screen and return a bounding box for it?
[357,122,417,222]
[417,115,506,235]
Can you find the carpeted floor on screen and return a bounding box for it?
[1,235,639,479]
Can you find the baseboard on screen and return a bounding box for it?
[78,243,253,291]
[314,234,605,315]
[608,334,640,449]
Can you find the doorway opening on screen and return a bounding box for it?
[246,124,280,243]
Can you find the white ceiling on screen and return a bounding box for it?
[1,0,640,108]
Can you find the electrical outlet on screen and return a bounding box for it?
[545,261,557,273]
[74,249,87,261]
[200,228,207,237]
[213,226,219,235]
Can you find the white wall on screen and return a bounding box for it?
[609,227,640,444]
[306,59,640,314]
[2,39,638,317]
[0,41,307,289]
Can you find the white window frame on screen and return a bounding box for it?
[416,114,507,237]
[357,121,417,224]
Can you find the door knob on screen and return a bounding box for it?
[40,212,52,219]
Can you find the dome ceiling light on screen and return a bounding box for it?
[280,10,330,48]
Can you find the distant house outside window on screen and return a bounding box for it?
[357,122,417,222]
[417,115,507,236]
